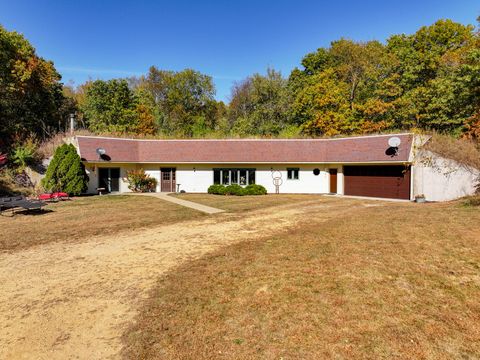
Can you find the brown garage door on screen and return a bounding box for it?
[344,165,411,200]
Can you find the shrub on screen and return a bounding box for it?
[126,169,158,192]
[461,195,480,207]
[207,184,226,195]
[42,144,89,195]
[11,137,39,169]
[244,184,267,195]
[424,134,480,171]
[207,183,267,196]
[225,184,245,196]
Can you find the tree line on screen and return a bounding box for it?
[1,18,479,149]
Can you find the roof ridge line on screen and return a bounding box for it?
[76,133,414,142]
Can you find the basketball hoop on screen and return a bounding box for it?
[271,170,283,194]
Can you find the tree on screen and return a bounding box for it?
[386,19,478,132]
[42,144,88,195]
[329,39,387,110]
[132,86,158,135]
[55,18,478,139]
[463,111,480,140]
[387,19,475,90]
[0,25,68,145]
[229,69,291,135]
[139,67,218,136]
[135,103,157,135]
[81,79,138,133]
[60,84,82,129]
[292,69,353,136]
[287,19,479,136]
[289,38,400,135]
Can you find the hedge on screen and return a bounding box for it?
[243,184,267,195]
[207,184,226,195]
[207,184,267,196]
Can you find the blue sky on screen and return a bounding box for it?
[0,0,478,102]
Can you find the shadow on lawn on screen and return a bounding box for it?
[1,208,54,217]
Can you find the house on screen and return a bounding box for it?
[72,133,479,201]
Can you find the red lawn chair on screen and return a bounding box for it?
[38,192,69,201]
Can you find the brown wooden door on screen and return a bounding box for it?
[344,165,410,200]
[329,169,338,193]
[161,168,176,192]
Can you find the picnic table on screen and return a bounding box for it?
[0,196,46,215]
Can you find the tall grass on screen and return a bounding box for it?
[424,133,480,170]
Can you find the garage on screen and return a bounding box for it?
[344,165,411,200]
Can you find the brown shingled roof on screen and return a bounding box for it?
[76,134,413,163]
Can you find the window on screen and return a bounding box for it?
[222,170,230,184]
[231,170,238,184]
[287,168,299,180]
[239,169,247,185]
[248,170,255,185]
[214,170,221,184]
[213,168,256,185]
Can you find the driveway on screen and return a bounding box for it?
[0,198,368,359]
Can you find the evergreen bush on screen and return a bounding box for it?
[207,184,226,195]
[207,183,267,196]
[244,184,267,195]
[41,144,89,195]
[225,184,245,196]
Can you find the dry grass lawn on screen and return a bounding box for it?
[0,194,323,252]
[172,193,321,212]
[0,195,201,251]
[1,193,345,359]
[123,201,480,359]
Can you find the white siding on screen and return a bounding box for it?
[84,163,345,194]
[84,163,135,194]
[256,165,328,194]
[84,165,98,194]
[176,164,334,194]
[144,168,161,192]
[337,165,345,195]
[176,165,211,193]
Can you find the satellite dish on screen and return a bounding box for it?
[388,137,401,148]
[96,148,106,156]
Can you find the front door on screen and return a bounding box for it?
[98,168,120,193]
[329,169,337,194]
[161,168,176,192]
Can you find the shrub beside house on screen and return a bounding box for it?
[42,144,89,195]
[126,169,158,192]
[208,184,267,196]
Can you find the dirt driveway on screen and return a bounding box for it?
[0,198,370,359]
